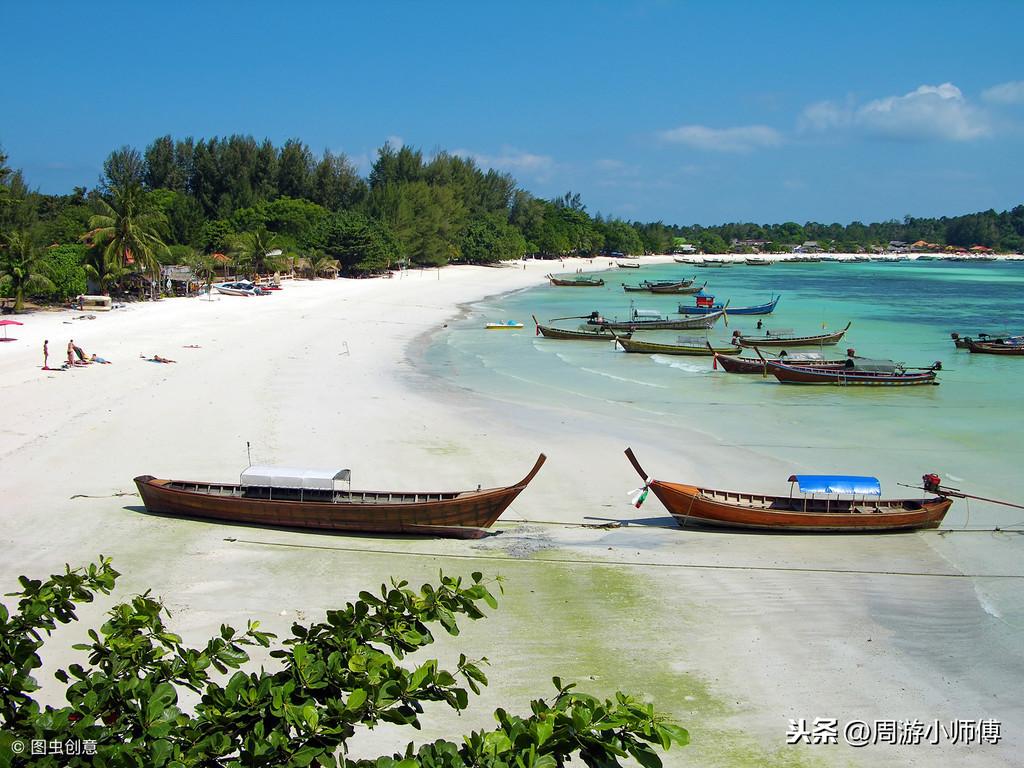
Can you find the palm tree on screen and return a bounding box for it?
[88,183,170,297]
[82,247,128,295]
[0,232,55,311]
[231,227,285,278]
[307,252,340,279]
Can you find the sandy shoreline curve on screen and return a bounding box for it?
[1,254,1020,767]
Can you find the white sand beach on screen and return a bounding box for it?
[1,257,1020,767]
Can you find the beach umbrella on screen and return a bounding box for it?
[0,319,23,341]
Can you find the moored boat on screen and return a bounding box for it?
[766,358,941,386]
[679,293,779,315]
[532,315,630,341]
[951,332,1023,350]
[624,448,951,532]
[589,308,724,331]
[731,322,851,348]
[649,280,706,294]
[712,347,854,374]
[744,258,772,266]
[612,332,740,356]
[964,338,1024,355]
[547,274,605,287]
[622,278,695,293]
[135,455,546,540]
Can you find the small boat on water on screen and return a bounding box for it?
[731,322,851,348]
[589,308,725,331]
[486,321,524,330]
[712,347,854,374]
[765,357,941,386]
[135,455,546,540]
[547,274,605,287]
[679,293,780,316]
[744,258,772,266]
[951,331,1023,350]
[696,260,728,268]
[622,278,695,293]
[623,448,951,532]
[616,261,641,269]
[612,332,740,356]
[964,338,1024,356]
[673,256,702,264]
[532,315,631,341]
[649,280,706,295]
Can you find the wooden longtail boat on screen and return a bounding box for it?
[624,448,951,532]
[613,332,739,356]
[711,347,853,374]
[950,332,1022,349]
[547,274,605,287]
[621,278,695,293]
[766,359,940,386]
[134,455,546,540]
[744,258,772,266]
[589,309,725,331]
[679,295,779,315]
[532,315,630,341]
[616,261,641,268]
[965,338,1024,355]
[649,280,707,295]
[732,322,851,348]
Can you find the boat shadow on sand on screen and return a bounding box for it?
[123,505,507,541]
[584,514,927,535]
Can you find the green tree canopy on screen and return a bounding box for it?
[0,560,688,767]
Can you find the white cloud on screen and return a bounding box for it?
[385,135,405,148]
[657,124,782,152]
[982,80,1024,104]
[801,83,990,142]
[798,100,852,133]
[858,83,989,141]
[452,146,554,176]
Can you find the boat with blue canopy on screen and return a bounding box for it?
[623,448,951,532]
[679,292,780,315]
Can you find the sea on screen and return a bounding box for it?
[425,258,1024,529]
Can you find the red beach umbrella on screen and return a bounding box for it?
[0,319,23,341]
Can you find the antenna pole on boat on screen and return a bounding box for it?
[246,441,251,466]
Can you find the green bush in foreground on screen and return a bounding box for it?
[0,559,687,767]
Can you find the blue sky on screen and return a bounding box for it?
[3,1,1023,225]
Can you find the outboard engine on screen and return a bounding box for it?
[922,473,942,493]
[732,329,741,338]
[845,347,856,357]
[933,361,942,370]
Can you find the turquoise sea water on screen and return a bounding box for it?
[425,260,1024,528]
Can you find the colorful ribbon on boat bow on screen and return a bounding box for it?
[629,478,652,509]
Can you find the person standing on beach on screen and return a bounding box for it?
[43,339,48,368]
[67,340,75,368]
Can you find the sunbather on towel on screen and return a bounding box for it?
[90,354,112,364]
[141,354,176,363]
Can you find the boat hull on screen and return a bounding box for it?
[768,362,938,385]
[735,323,850,348]
[649,481,950,532]
[596,310,724,331]
[617,338,739,356]
[714,354,846,374]
[965,340,1024,355]
[134,455,545,540]
[536,326,627,341]
[679,297,779,315]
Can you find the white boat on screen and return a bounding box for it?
[485,321,524,330]
[214,281,260,296]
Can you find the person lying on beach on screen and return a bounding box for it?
[90,354,112,364]
[141,354,176,363]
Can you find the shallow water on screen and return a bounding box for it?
[425,260,1024,528]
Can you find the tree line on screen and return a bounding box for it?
[1,136,1023,308]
